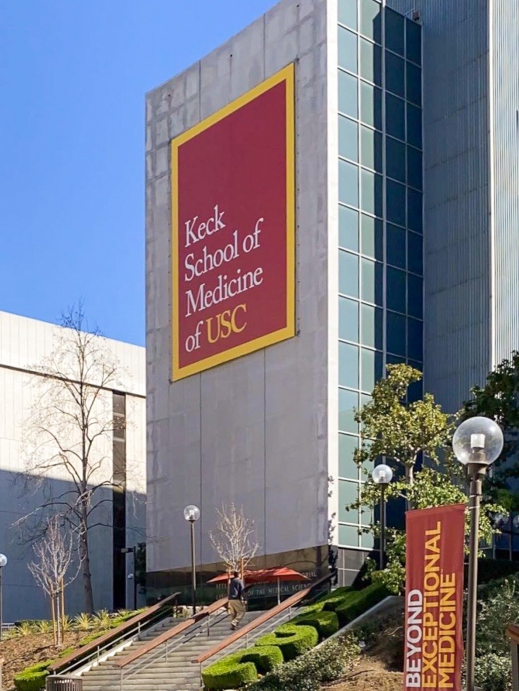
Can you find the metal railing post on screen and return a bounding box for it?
[512,640,519,691]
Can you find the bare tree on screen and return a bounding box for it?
[16,303,131,613]
[28,514,82,645]
[209,503,260,574]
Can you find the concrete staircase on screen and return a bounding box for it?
[80,611,261,691]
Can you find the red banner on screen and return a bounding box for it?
[171,64,295,381]
[404,504,465,691]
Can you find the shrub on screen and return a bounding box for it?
[292,611,339,640]
[73,612,93,631]
[203,646,282,690]
[13,660,53,691]
[334,583,387,626]
[474,653,512,691]
[35,620,53,634]
[477,576,519,657]
[248,632,359,691]
[256,624,318,661]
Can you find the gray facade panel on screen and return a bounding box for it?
[387,0,492,411]
[146,0,330,576]
[492,0,519,365]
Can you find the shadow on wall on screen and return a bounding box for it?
[0,468,145,622]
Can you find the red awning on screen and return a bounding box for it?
[207,567,309,584]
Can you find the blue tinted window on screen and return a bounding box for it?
[408,231,423,275]
[361,215,383,261]
[386,93,405,141]
[386,136,406,183]
[339,481,360,522]
[407,146,423,190]
[339,342,359,389]
[339,0,357,29]
[361,348,383,392]
[406,62,422,107]
[407,103,422,149]
[339,116,358,161]
[339,297,359,342]
[408,274,423,319]
[360,0,382,43]
[360,39,382,86]
[361,169,383,217]
[387,267,406,313]
[406,19,421,65]
[339,250,359,297]
[387,224,406,269]
[339,388,359,433]
[339,159,359,207]
[339,26,358,73]
[408,378,423,403]
[338,524,359,547]
[407,188,422,232]
[361,81,383,130]
[360,126,383,172]
[387,353,405,366]
[339,205,359,251]
[387,180,406,227]
[361,303,383,349]
[386,52,405,98]
[407,318,423,361]
[361,258,383,305]
[339,70,358,119]
[385,8,404,56]
[387,311,406,356]
[339,434,359,478]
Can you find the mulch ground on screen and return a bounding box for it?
[0,632,85,691]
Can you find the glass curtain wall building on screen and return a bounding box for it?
[336,0,423,582]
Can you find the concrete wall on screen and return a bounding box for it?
[491,0,519,366]
[146,0,332,577]
[387,0,492,412]
[0,311,146,620]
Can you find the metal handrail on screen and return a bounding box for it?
[49,592,181,677]
[194,572,333,667]
[118,607,230,690]
[115,596,229,670]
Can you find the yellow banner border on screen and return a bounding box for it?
[171,63,296,382]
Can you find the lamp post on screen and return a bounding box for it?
[372,464,393,570]
[183,505,200,615]
[121,547,137,610]
[453,416,504,691]
[0,554,7,642]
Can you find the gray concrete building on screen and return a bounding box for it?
[147,0,519,588]
[0,311,146,620]
[146,0,423,590]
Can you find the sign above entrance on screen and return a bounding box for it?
[171,64,295,381]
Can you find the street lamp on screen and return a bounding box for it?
[121,547,137,610]
[372,464,393,570]
[453,416,504,691]
[0,554,7,642]
[184,505,200,615]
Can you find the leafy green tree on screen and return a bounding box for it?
[461,352,519,502]
[355,364,454,486]
[350,365,502,593]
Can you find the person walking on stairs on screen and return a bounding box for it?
[228,570,246,630]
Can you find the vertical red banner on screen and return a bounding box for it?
[404,504,466,691]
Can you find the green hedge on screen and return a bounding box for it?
[334,583,388,626]
[202,646,283,690]
[256,623,318,661]
[292,610,339,640]
[13,660,54,691]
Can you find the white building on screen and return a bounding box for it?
[0,311,146,621]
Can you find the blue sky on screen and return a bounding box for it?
[0,0,274,346]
